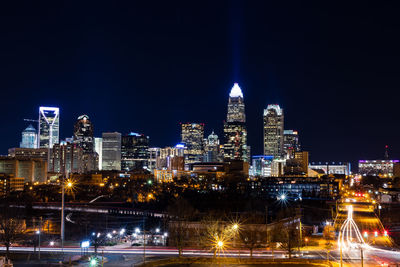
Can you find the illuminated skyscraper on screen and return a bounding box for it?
[73,115,94,153]
[263,105,284,158]
[181,123,204,165]
[121,132,150,171]
[204,131,220,162]
[38,106,60,148]
[102,132,121,171]
[283,130,300,156]
[223,83,248,162]
[20,124,38,148]
[94,137,103,170]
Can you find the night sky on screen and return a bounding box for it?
[1,1,400,167]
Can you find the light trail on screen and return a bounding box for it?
[338,205,368,250]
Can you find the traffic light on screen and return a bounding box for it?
[384,230,388,237]
[374,231,378,237]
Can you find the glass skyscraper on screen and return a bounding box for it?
[20,124,38,148]
[181,123,204,166]
[263,104,284,158]
[101,132,121,171]
[73,115,94,153]
[121,132,150,171]
[38,106,60,148]
[223,83,248,162]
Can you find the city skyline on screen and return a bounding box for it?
[1,2,400,166]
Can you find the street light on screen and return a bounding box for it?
[156,228,160,233]
[135,227,140,234]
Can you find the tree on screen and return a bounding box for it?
[239,225,267,257]
[270,218,300,258]
[0,205,25,259]
[167,197,195,256]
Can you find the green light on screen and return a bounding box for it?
[148,180,152,185]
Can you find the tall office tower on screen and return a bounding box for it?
[121,133,150,171]
[20,124,38,148]
[263,104,284,158]
[73,115,94,153]
[49,142,84,175]
[102,132,121,171]
[180,123,204,165]
[283,130,300,156]
[148,147,160,172]
[223,83,248,162]
[157,144,186,170]
[94,137,103,170]
[38,107,60,148]
[204,131,220,162]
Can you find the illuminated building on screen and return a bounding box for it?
[121,132,149,171]
[8,147,48,161]
[204,131,221,162]
[156,145,185,170]
[250,155,273,177]
[283,130,300,155]
[180,123,204,166]
[148,147,160,172]
[38,106,60,148]
[309,162,351,175]
[73,115,98,172]
[0,174,24,197]
[102,132,121,171]
[284,150,309,176]
[223,83,248,162]
[0,156,47,183]
[263,104,284,158]
[20,124,38,148]
[358,160,399,177]
[49,142,84,174]
[94,137,102,170]
[73,115,94,153]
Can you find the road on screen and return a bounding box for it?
[1,245,400,266]
[334,193,400,266]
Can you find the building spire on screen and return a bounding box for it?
[384,145,389,159]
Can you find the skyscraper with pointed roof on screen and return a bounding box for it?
[223,83,248,162]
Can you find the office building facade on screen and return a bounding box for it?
[73,115,94,153]
[263,104,284,158]
[204,131,221,162]
[283,130,300,156]
[223,83,248,162]
[358,160,399,177]
[181,123,204,165]
[102,132,121,171]
[121,132,150,171]
[94,137,103,170]
[38,106,60,148]
[49,142,84,175]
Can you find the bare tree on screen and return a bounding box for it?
[0,206,25,259]
[167,197,195,256]
[239,224,267,257]
[270,218,300,259]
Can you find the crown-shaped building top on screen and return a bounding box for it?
[229,83,243,98]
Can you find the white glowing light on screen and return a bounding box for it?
[229,83,243,98]
[338,205,367,250]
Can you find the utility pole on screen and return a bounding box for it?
[61,175,65,255]
[340,244,343,267]
[360,246,364,267]
[143,216,146,264]
[38,216,42,260]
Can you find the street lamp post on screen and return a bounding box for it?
[61,176,65,254]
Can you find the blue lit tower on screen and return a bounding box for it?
[223,83,248,162]
[20,124,38,148]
